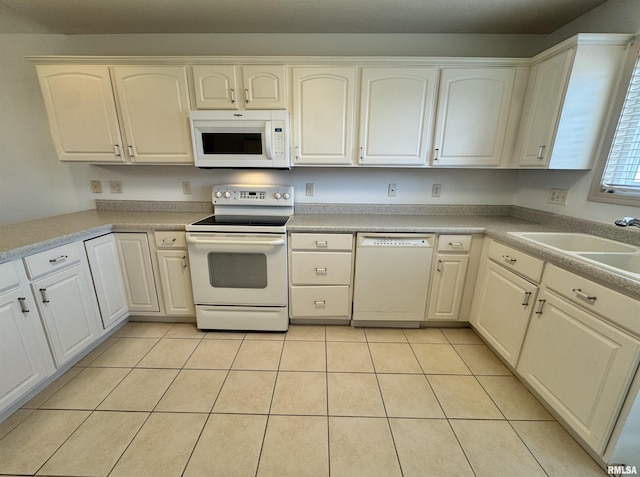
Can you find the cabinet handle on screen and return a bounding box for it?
[436,260,442,273]
[114,145,122,157]
[522,291,532,307]
[315,240,328,248]
[572,288,597,303]
[18,297,29,313]
[536,145,546,160]
[230,88,236,104]
[295,146,300,161]
[39,288,50,304]
[49,255,68,264]
[182,256,188,269]
[245,89,250,103]
[127,145,135,157]
[359,146,364,161]
[434,148,439,161]
[315,267,327,274]
[162,238,177,244]
[448,242,464,248]
[502,255,517,264]
[535,299,546,315]
[314,300,326,307]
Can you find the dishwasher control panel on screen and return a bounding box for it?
[360,235,434,247]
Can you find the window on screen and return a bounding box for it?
[590,36,640,206]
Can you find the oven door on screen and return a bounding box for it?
[186,232,287,306]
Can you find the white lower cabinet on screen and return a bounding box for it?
[518,285,640,453]
[155,231,195,316]
[0,261,55,416]
[84,234,129,330]
[114,232,160,313]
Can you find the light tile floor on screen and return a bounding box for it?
[0,322,608,477]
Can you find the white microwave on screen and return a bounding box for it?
[190,110,290,168]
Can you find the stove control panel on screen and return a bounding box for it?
[212,184,294,206]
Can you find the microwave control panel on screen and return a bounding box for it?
[272,122,286,160]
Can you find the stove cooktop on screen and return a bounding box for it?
[190,215,290,227]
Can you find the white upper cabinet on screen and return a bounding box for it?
[111,66,193,164]
[36,64,193,164]
[432,67,525,167]
[192,65,286,110]
[514,35,629,169]
[291,67,357,166]
[358,67,437,166]
[36,65,124,163]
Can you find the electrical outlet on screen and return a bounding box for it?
[109,180,123,194]
[388,183,397,197]
[182,181,192,195]
[548,188,568,205]
[90,180,102,194]
[306,182,315,196]
[432,184,441,197]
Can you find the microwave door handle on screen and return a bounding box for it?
[264,121,273,160]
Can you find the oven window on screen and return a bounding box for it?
[202,133,263,155]
[208,252,267,288]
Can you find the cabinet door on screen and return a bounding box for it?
[36,65,124,163]
[84,234,128,329]
[156,250,195,316]
[518,289,640,453]
[192,65,239,109]
[359,67,436,166]
[432,67,516,167]
[291,67,357,165]
[114,233,160,313]
[242,65,286,109]
[471,261,538,367]
[112,66,193,163]
[0,266,54,413]
[515,49,573,167]
[426,254,469,321]
[32,265,101,368]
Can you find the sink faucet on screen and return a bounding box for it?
[615,217,640,228]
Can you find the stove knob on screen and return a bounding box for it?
[273,192,282,200]
[282,192,291,200]
[214,191,222,199]
[223,191,231,199]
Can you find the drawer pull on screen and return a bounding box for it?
[18,297,29,313]
[535,299,546,315]
[522,291,532,307]
[315,267,327,274]
[162,238,177,244]
[49,255,68,264]
[39,288,50,303]
[448,242,464,248]
[315,241,328,248]
[572,288,597,303]
[314,300,326,307]
[182,256,188,269]
[502,255,517,264]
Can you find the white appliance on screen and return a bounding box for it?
[352,233,434,326]
[186,184,293,331]
[190,110,290,168]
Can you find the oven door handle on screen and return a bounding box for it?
[186,235,285,247]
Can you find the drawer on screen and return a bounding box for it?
[488,240,544,283]
[437,235,472,252]
[0,261,21,292]
[543,264,640,336]
[23,242,83,280]
[290,233,353,251]
[290,251,352,285]
[290,286,351,318]
[155,231,187,249]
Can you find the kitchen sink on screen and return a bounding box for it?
[576,253,640,278]
[508,232,638,253]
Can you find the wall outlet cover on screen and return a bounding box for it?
[548,188,568,205]
[432,184,441,197]
[90,180,102,194]
[109,180,123,194]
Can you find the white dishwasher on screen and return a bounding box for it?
[352,233,434,326]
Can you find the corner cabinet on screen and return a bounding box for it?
[291,67,357,166]
[357,67,437,166]
[432,67,526,167]
[192,64,286,110]
[114,233,160,313]
[36,64,193,164]
[514,34,629,169]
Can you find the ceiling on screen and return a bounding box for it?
[0,0,608,35]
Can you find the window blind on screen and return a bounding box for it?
[601,52,640,194]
